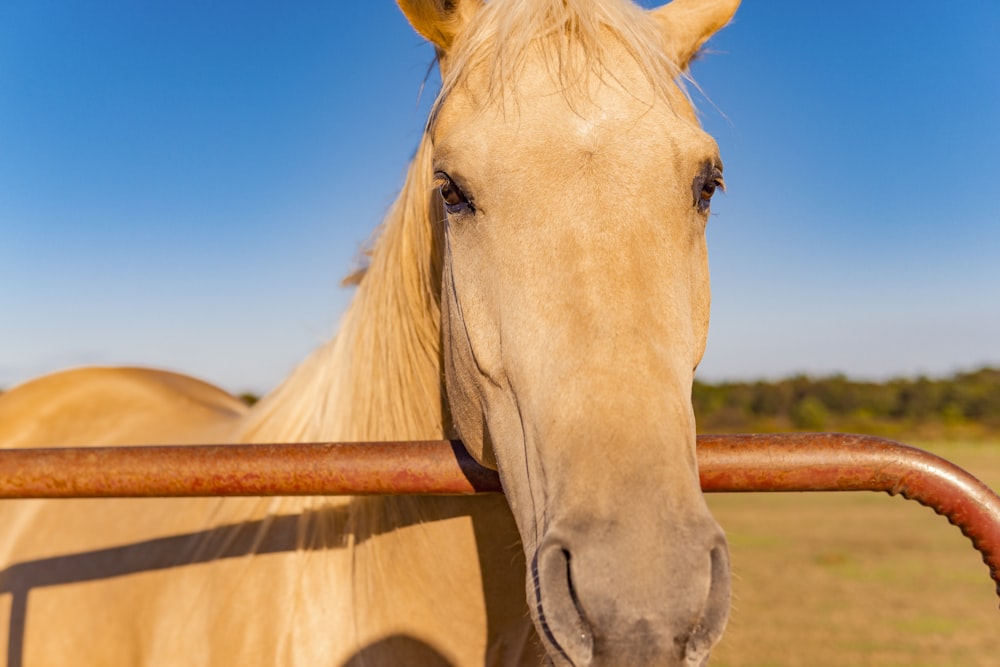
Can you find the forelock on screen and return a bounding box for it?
[430,0,690,128]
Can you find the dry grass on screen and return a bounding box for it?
[707,441,1000,667]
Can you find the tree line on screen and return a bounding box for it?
[693,367,1000,440]
[2,367,998,440]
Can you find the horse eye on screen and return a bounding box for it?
[695,167,725,213]
[435,172,474,215]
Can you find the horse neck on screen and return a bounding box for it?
[237,134,446,444]
[229,136,532,658]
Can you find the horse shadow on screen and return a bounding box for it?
[0,499,517,667]
[343,635,453,667]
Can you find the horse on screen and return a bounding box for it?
[0,0,739,665]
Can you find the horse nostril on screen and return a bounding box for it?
[534,541,594,665]
[683,540,732,665]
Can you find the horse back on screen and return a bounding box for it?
[0,366,247,449]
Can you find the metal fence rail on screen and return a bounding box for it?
[2,433,999,600]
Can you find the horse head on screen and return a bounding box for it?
[399,1,739,664]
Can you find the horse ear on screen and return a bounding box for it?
[651,0,740,70]
[396,0,483,52]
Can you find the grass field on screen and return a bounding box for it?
[706,441,1000,667]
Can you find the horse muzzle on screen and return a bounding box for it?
[532,517,731,667]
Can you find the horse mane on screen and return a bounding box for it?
[237,133,445,445]
[435,0,688,122]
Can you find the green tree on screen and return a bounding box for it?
[791,396,830,430]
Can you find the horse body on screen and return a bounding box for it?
[1,381,532,665]
[0,1,738,665]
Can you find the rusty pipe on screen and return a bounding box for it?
[0,440,501,497]
[1,433,999,599]
[696,433,1000,601]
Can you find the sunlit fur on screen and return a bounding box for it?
[0,0,738,665]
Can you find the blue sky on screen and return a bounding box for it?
[2,1,998,395]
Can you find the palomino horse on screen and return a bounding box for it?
[0,0,738,665]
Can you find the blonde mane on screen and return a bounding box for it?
[238,133,445,445]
